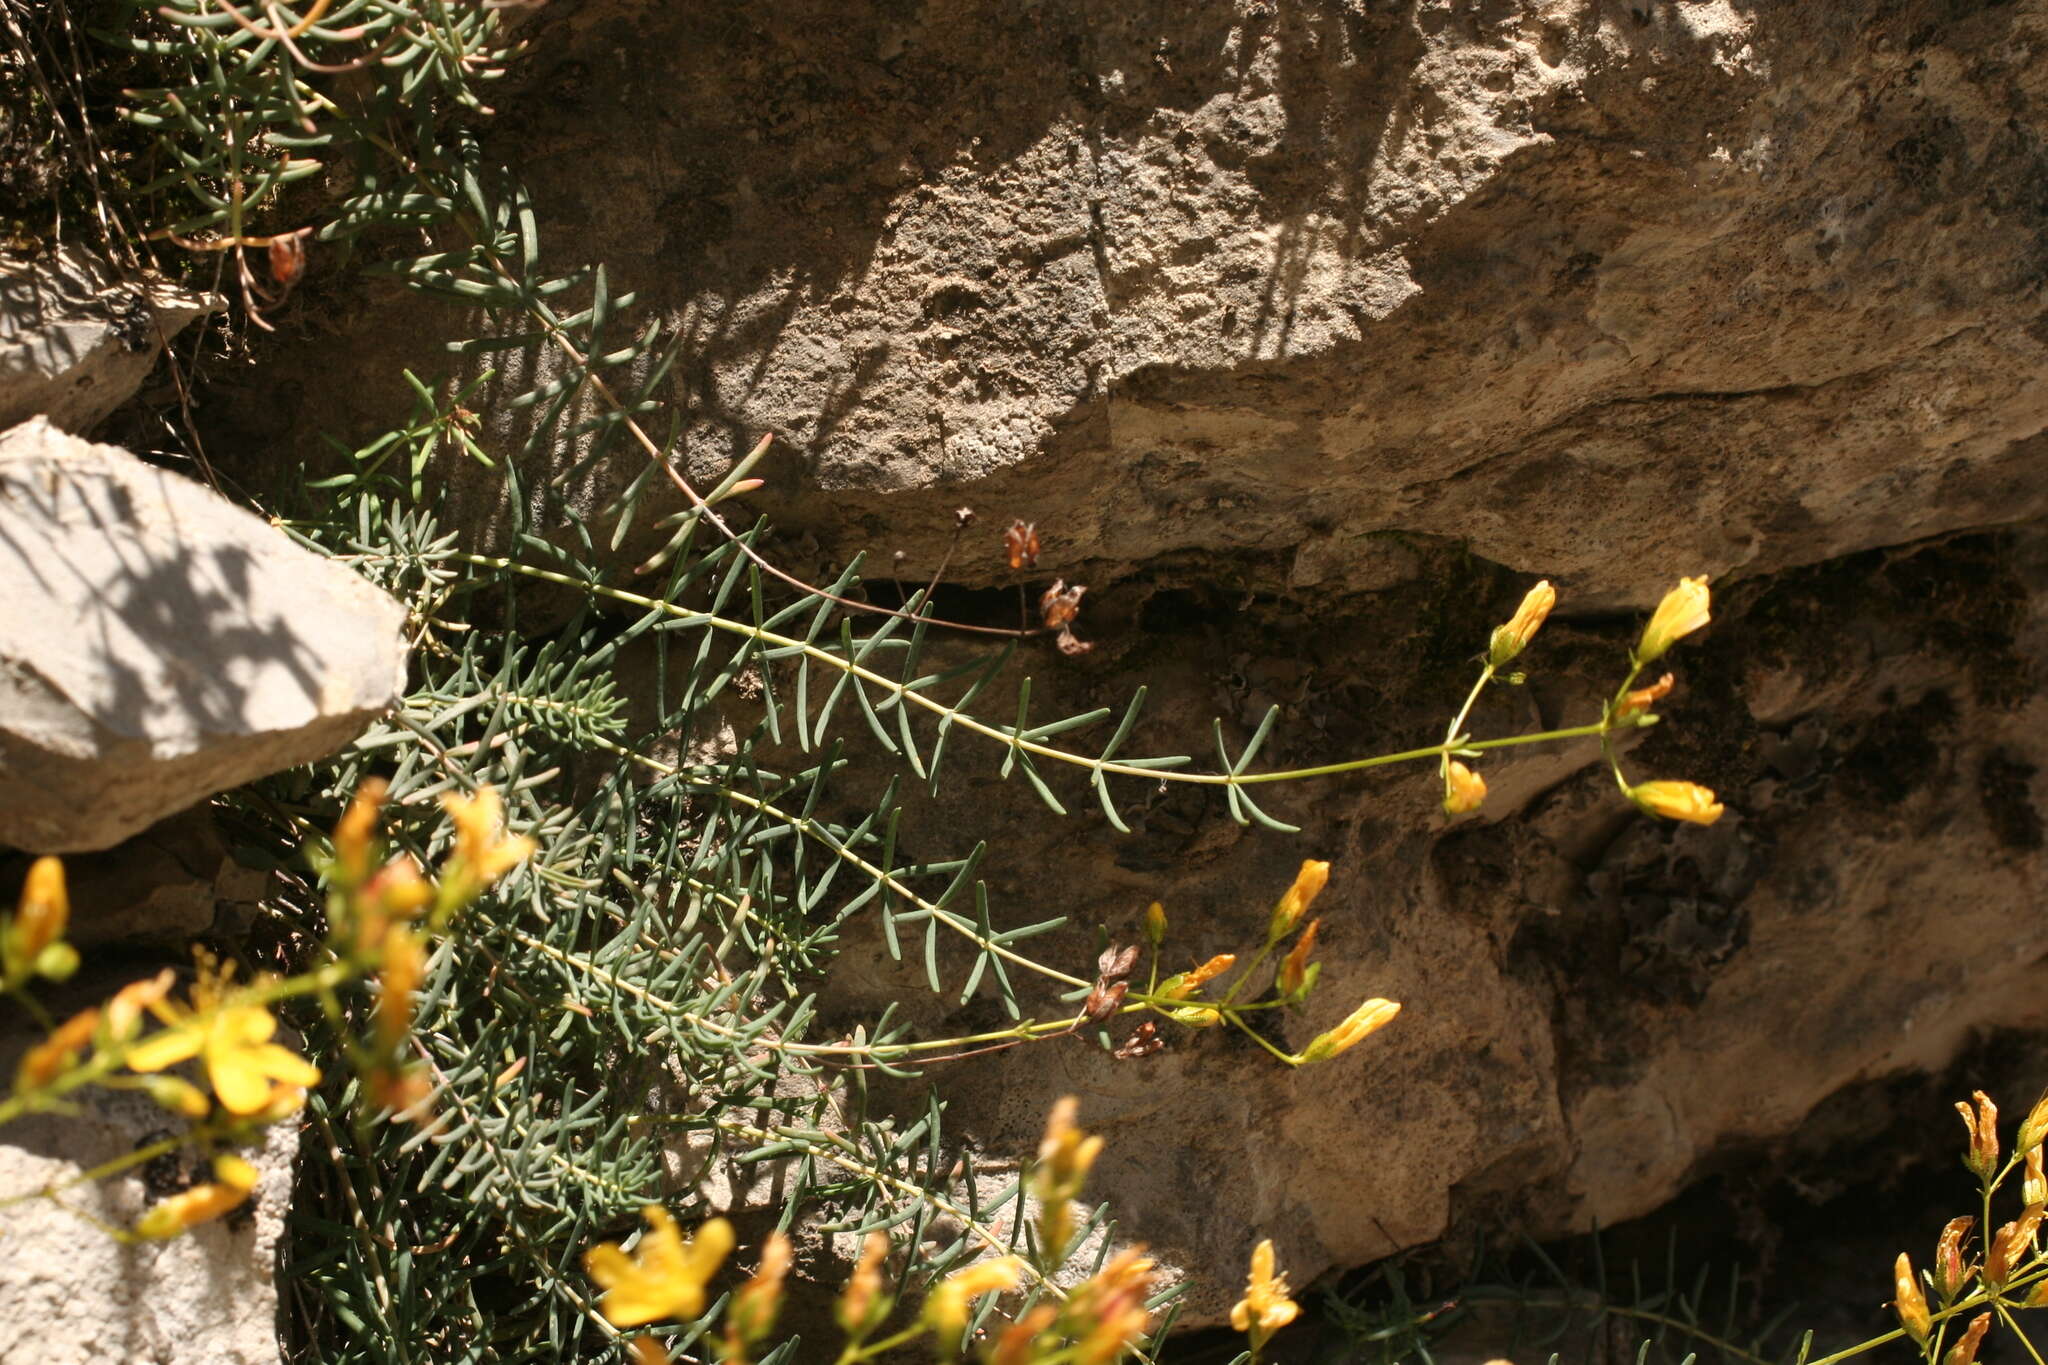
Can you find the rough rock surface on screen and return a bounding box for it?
[0,248,214,434]
[0,810,269,947]
[0,972,297,1365]
[0,418,409,852]
[239,0,2048,1327]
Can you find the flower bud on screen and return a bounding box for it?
[332,779,387,887]
[1277,920,1321,999]
[1443,762,1486,816]
[723,1230,791,1360]
[104,969,176,1043]
[1266,860,1329,945]
[835,1231,893,1340]
[1297,998,1402,1064]
[1958,1091,2000,1178]
[1636,577,1712,663]
[1932,1216,1975,1300]
[1943,1313,1991,1365]
[1142,901,1166,948]
[2018,1091,2048,1158]
[924,1256,1026,1349]
[1489,580,1556,668]
[625,1339,671,1365]
[1983,1204,2043,1289]
[33,940,78,983]
[1628,780,1724,826]
[14,1007,99,1092]
[10,856,69,967]
[1615,673,1676,722]
[374,926,426,1054]
[1892,1253,1931,1343]
[1033,1097,1103,1260]
[989,1305,1060,1365]
[2027,1146,2045,1209]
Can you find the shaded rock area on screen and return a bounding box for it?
[220,0,2048,1331]
[0,248,214,434]
[0,968,298,1365]
[0,418,410,853]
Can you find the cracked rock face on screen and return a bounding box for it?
[0,419,409,852]
[243,0,2048,1326]
[265,0,2048,605]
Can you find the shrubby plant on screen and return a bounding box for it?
[0,3,1757,1361]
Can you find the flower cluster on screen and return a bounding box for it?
[1439,574,1727,828]
[1887,1088,2048,1365]
[0,780,534,1241]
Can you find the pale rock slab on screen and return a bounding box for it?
[0,249,215,434]
[0,418,408,852]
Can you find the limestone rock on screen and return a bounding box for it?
[269,0,2048,605]
[0,248,215,434]
[0,418,409,852]
[0,970,297,1365]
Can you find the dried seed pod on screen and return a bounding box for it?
[1040,579,1086,629]
[268,233,307,289]
[1113,1020,1164,1059]
[1004,520,1040,570]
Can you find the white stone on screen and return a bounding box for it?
[0,418,408,851]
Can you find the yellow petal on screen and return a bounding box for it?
[126,1024,204,1073]
[585,1242,637,1290]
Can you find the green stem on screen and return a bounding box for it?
[1439,665,1496,786]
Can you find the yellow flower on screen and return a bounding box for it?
[1297,998,1402,1064]
[1893,1252,1931,1342]
[1636,576,1711,663]
[584,1207,734,1327]
[1266,860,1330,944]
[142,1074,211,1118]
[135,1154,258,1239]
[441,786,537,889]
[1443,761,1487,816]
[1628,780,1724,826]
[1489,579,1556,667]
[1142,901,1167,947]
[126,971,322,1117]
[1230,1239,1299,1348]
[2027,1146,2046,1209]
[924,1255,1026,1345]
